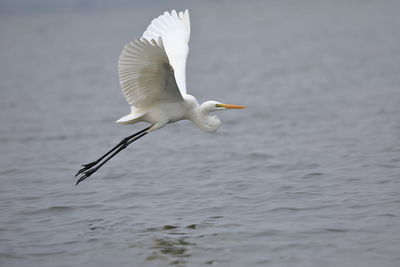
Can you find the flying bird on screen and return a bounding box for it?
[75,9,246,185]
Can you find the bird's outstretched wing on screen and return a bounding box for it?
[118,38,183,108]
[141,9,190,96]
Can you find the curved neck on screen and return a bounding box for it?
[190,105,220,133]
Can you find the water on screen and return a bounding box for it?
[1,0,400,266]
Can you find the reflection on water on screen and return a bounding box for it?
[148,237,192,265]
[143,218,222,265]
[145,225,198,265]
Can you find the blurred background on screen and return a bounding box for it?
[1,0,399,266]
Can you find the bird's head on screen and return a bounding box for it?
[200,101,246,114]
[195,101,246,132]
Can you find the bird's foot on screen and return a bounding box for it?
[76,168,97,185]
[75,161,98,177]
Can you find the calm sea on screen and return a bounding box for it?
[1,0,399,266]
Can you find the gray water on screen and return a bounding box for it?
[1,0,400,266]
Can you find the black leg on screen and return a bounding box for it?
[75,126,151,185]
[75,126,151,177]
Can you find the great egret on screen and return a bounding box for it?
[75,9,245,185]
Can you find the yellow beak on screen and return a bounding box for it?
[217,103,246,109]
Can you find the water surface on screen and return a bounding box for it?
[1,1,400,266]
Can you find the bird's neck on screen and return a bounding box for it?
[190,104,220,133]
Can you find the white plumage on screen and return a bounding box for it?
[118,38,182,108]
[75,9,245,185]
[118,10,190,109]
[116,9,244,130]
[142,9,190,96]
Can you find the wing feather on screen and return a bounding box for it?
[118,37,183,108]
[141,9,191,96]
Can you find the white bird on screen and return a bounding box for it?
[76,9,245,185]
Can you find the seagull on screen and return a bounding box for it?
[75,10,246,185]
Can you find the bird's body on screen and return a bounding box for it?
[75,9,245,184]
[117,94,196,128]
[117,94,224,132]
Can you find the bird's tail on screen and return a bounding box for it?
[116,109,147,125]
